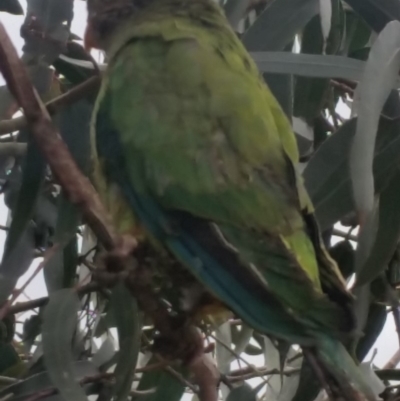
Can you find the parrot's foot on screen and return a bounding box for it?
[93,234,137,287]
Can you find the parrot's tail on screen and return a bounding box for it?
[309,334,377,401]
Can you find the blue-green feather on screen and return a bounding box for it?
[95,96,315,344]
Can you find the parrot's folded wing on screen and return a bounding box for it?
[92,22,353,341]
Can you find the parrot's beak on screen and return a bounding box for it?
[83,25,96,52]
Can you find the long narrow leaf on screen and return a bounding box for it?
[356,171,400,286]
[351,21,400,219]
[42,289,87,401]
[243,0,319,51]
[111,283,141,401]
[343,0,400,33]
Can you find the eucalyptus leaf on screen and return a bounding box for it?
[376,369,400,381]
[226,383,256,401]
[356,302,387,361]
[21,0,73,63]
[354,200,380,333]
[111,283,141,401]
[251,52,366,80]
[0,136,45,303]
[243,0,319,51]
[351,21,400,218]
[3,138,44,261]
[137,356,187,401]
[42,289,88,401]
[343,0,400,33]
[44,194,79,293]
[304,97,400,229]
[293,15,328,121]
[356,170,400,286]
[224,0,250,30]
[0,0,23,15]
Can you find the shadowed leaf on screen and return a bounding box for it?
[0,0,23,15]
[343,0,400,33]
[0,361,97,401]
[243,0,319,51]
[357,170,400,286]
[350,21,400,219]
[304,96,400,229]
[137,356,187,401]
[227,383,256,401]
[111,283,141,401]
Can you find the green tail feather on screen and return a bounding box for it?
[315,335,377,401]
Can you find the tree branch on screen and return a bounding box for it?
[0,23,219,401]
[0,26,119,250]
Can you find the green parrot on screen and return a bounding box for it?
[85,0,375,399]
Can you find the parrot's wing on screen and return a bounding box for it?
[92,22,354,342]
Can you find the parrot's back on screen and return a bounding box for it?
[90,0,375,398]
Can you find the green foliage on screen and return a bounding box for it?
[0,0,400,400]
[0,0,23,15]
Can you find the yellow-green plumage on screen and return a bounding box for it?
[89,0,374,398]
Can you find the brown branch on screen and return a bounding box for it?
[0,22,219,401]
[46,76,100,115]
[383,349,400,370]
[0,26,119,250]
[331,79,355,96]
[0,75,100,136]
[209,332,259,373]
[226,366,300,383]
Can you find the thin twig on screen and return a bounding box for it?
[0,30,118,248]
[5,281,100,316]
[209,332,261,374]
[226,366,300,383]
[0,244,61,320]
[15,371,155,401]
[332,228,358,242]
[0,376,19,385]
[383,349,400,370]
[0,76,100,135]
[164,365,198,393]
[331,79,355,96]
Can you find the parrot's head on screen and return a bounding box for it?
[84,0,143,51]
